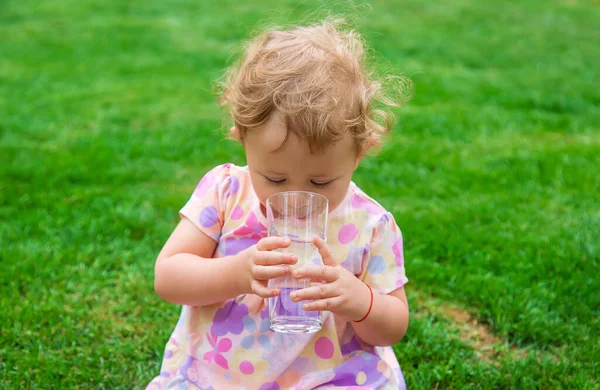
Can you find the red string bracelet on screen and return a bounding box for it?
[354,284,373,323]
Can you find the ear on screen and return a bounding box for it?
[354,138,377,169]
[354,155,362,170]
[229,126,241,141]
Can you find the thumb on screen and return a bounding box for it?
[313,236,337,267]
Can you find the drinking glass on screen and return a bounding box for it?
[267,191,328,334]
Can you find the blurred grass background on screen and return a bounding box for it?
[1,0,598,388]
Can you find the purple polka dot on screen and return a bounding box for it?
[257,335,271,349]
[367,256,386,275]
[240,335,254,349]
[342,245,366,271]
[259,316,270,332]
[224,237,259,256]
[332,352,384,386]
[164,350,173,359]
[229,176,240,196]
[259,382,280,390]
[199,206,218,227]
[260,307,269,319]
[230,205,244,220]
[211,301,248,336]
[243,315,256,331]
[240,360,254,375]
[341,336,361,355]
[338,223,359,244]
[279,290,296,312]
[315,337,334,359]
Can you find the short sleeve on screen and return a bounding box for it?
[361,213,408,295]
[179,164,232,242]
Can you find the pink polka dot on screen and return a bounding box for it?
[315,337,334,359]
[230,205,244,220]
[217,337,232,352]
[194,175,216,197]
[338,223,359,244]
[377,359,389,373]
[351,194,384,214]
[239,360,254,375]
[393,240,404,266]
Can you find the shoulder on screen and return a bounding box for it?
[193,163,251,198]
[198,163,249,184]
[346,182,395,228]
[183,163,255,239]
[328,182,399,245]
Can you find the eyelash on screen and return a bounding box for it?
[266,178,331,188]
[267,178,286,186]
[311,181,330,188]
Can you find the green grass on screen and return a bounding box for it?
[1,0,598,388]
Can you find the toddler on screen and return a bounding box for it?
[148,19,410,390]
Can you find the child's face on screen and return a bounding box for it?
[243,113,360,212]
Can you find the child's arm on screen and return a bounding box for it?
[154,218,296,306]
[291,237,409,346]
[350,287,409,346]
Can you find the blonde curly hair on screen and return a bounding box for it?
[218,18,410,155]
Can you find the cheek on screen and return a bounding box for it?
[248,174,274,206]
[252,184,268,205]
[326,192,345,211]
[320,181,351,211]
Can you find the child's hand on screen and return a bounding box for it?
[289,236,371,321]
[236,237,298,298]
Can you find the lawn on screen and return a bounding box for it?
[1,0,598,388]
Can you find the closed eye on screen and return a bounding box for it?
[267,177,286,186]
[311,180,331,188]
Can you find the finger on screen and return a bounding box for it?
[293,265,338,283]
[313,236,337,267]
[254,251,297,266]
[253,265,292,281]
[251,281,280,299]
[290,283,334,302]
[256,236,291,251]
[302,296,342,312]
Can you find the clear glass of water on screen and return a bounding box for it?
[266,191,329,334]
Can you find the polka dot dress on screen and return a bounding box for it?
[146,164,408,390]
